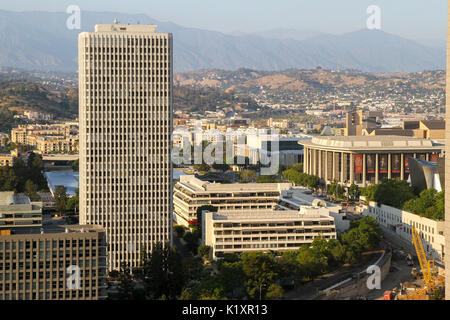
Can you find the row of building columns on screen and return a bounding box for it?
[303,147,434,187]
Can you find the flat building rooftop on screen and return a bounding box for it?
[94,24,157,33]
[208,207,331,221]
[178,175,292,193]
[300,135,444,151]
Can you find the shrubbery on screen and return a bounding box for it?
[402,189,444,220]
[361,179,415,208]
[282,168,320,190]
[112,216,382,300]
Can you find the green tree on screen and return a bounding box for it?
[373,179,415,208]
[216,260,246,299]
[328,181,345,201]
[241,252,279,300]
[361,183,378,202]
[402,189,444,220]
[116,263,135,300]
[66,196,79,213]
[341,217,382,254]
[183,229,201,254]
[238,170,257,183]
[0,166,18,191]
[72,159,79,171]
[212,162,230,172]
[256,175,279,183]
[296,246,328,280]
[198,245,212,260]
[288,163,303,172]
[265,284,284,300]
[305,175,320,191]
[141,243,185,299]
[348,183,360,202]
[182,257,205,284]
[278,251,302,286]
[24,179,38,201]
[192,276,227,300]
[174,225,185,238]
[54,185,68,216]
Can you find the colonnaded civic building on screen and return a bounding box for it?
[300,136,444,187]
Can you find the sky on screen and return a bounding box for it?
[1,0,447,42]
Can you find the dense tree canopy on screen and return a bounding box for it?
[362,179,415,209]
[328,181,345,201]
[54,185,68,216]
[282,169,320,190]
[0,152,48,194]
[255,175,281,183]
[238,170,257,183]
[109,217,382,301]
[402,189,444,221]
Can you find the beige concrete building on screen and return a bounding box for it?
[414,120,445,139]
[174,175,292,226]
[301,136,443,187]
[202,207,337,259]
[0,153,14,167]
[363,120,445,139]
[0,223,107,300]
[79,23,173,270]
[0,192,42,231]
[0,192,107,300]
[11,127,27,145]
[35,135,79,153]
[277,188,350,233]
[362,201,444,261]
[11,124,79,153]
[345,110,382,136]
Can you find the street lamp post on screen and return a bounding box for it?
[259,283,267,300]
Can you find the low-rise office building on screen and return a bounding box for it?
[301,136,443,187]
[0,191,107,300]
[277,188,350,232]
[0,223,107,300]
[362,201,444,261]
[0,192,43,231]
[363,120,445,139]
[202,207,337,259]
[173,175,292,226]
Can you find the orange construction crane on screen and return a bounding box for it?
[411,226,434,290]
[392,227,444,300]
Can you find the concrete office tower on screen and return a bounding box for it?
[78,23,173,270]
[344,110,382,136]
[445,0,450,300]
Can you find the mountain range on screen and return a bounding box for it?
[0,10,445,73]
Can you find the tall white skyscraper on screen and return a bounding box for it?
[78,23,173,270]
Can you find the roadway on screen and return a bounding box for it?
[284,250,386,300]
[172,232,193,259]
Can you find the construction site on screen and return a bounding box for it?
[381,227,445,300]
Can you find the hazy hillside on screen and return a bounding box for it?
[175,68,445,92]
[0,80,78,118]
[0,10,445,73]
[174,68,445,110]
